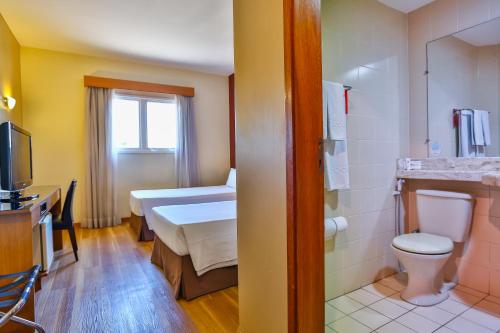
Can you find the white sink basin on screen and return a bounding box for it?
[481,173,500,187]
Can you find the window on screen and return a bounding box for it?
[112,94,177,152]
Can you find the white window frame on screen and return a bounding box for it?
[112,91,177,154]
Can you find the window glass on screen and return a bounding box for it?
[146,101,177,149]
[112,98,140,149]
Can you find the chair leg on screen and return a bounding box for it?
[67,226,79,262]
[0,313,46,333]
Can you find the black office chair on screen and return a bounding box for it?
[0,265,45,332]
[52,180,78,262]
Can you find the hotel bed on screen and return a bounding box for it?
[150,200,237,300]
[129,169,236,241]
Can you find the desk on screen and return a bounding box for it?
[0,186,61,333]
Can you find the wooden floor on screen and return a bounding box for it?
[35,224,239,333]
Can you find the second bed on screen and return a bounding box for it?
[129,169,237,241]
[149,200,238,300]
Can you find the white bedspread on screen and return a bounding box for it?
[130,185,236,217]
[150,200,237,276]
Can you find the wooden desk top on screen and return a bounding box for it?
[0,185,61,332]
[0,186,61,216]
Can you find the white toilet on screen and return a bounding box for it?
[392,189,474,306]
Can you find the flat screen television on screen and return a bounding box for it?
[0,122,33,192]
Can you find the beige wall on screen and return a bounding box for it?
[409,0,500,157]
[0,14,22,125]
[233,0,288,332]
[322,0,409,300]
[405,179,500,297]
[21,47,230,222]
[116,153,176,218]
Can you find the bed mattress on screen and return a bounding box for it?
[129,185,236,216]
[150,200,237,276]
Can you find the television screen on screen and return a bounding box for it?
[0,122,33,191]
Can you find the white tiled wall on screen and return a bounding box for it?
[409,0,500,157]
[321,0,409,300]
[322,0,500,303]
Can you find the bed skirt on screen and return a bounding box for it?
[151,236,238,300]
[130,213,155,241]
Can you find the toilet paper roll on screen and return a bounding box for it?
[332,216,348,232]
[325,216,348,239]
[325,218,337,239]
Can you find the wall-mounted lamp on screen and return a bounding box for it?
[2,96,16,110]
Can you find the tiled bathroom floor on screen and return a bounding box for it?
[325,273,500,333]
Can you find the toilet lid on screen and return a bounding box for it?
[392,233,453,255]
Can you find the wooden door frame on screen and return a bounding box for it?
[284,0,324,332]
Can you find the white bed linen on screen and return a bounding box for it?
[129,185,236,217]
[150,200,237,276]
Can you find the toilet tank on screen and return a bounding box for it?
[416,190,474,242]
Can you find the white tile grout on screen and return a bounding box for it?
[325,274,498,333]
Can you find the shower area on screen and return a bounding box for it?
[322,0,411,331]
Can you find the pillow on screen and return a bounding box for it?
[226,168,236,188]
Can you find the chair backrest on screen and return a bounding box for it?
[62,180,77,226]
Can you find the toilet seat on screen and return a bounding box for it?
[392,233,453,255]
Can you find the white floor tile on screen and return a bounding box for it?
[448,289,482,307]
[325,325,336,333]
[412,305,456,325]
[363,282,398,298]
[376,321,416,333]
[435,299,471,315]
[455,284,487,299]
[395,312,441,333]
[326,282,500,333]
[460,300,500,331]
[369,299,409,319]
[328,295,365,314]
[350,307,391,330]
[346,288,382,306]
[446,316,495,333]
[325,303,346,324]
[433,327,456,333]
[377,274,407,292]
[330,316,372,333]
[385,293,416,310]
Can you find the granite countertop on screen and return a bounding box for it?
[396,158,500,185]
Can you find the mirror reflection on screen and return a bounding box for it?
[427,18,500,157]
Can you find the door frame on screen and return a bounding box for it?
[284,0,324,332]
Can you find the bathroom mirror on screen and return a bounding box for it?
[427,18,500,158]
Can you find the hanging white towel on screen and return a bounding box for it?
[322,81,349,191]
[479,110,491,146]
[323,81,346,140]
[458,110,490,157]
[324,140,349,191]
[459,111,474,157]
[323,82,328,140]
[473,110,485,146]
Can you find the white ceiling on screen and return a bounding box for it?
[377,0,436,13]
[0,0,234,75]
[454,18,500,47]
